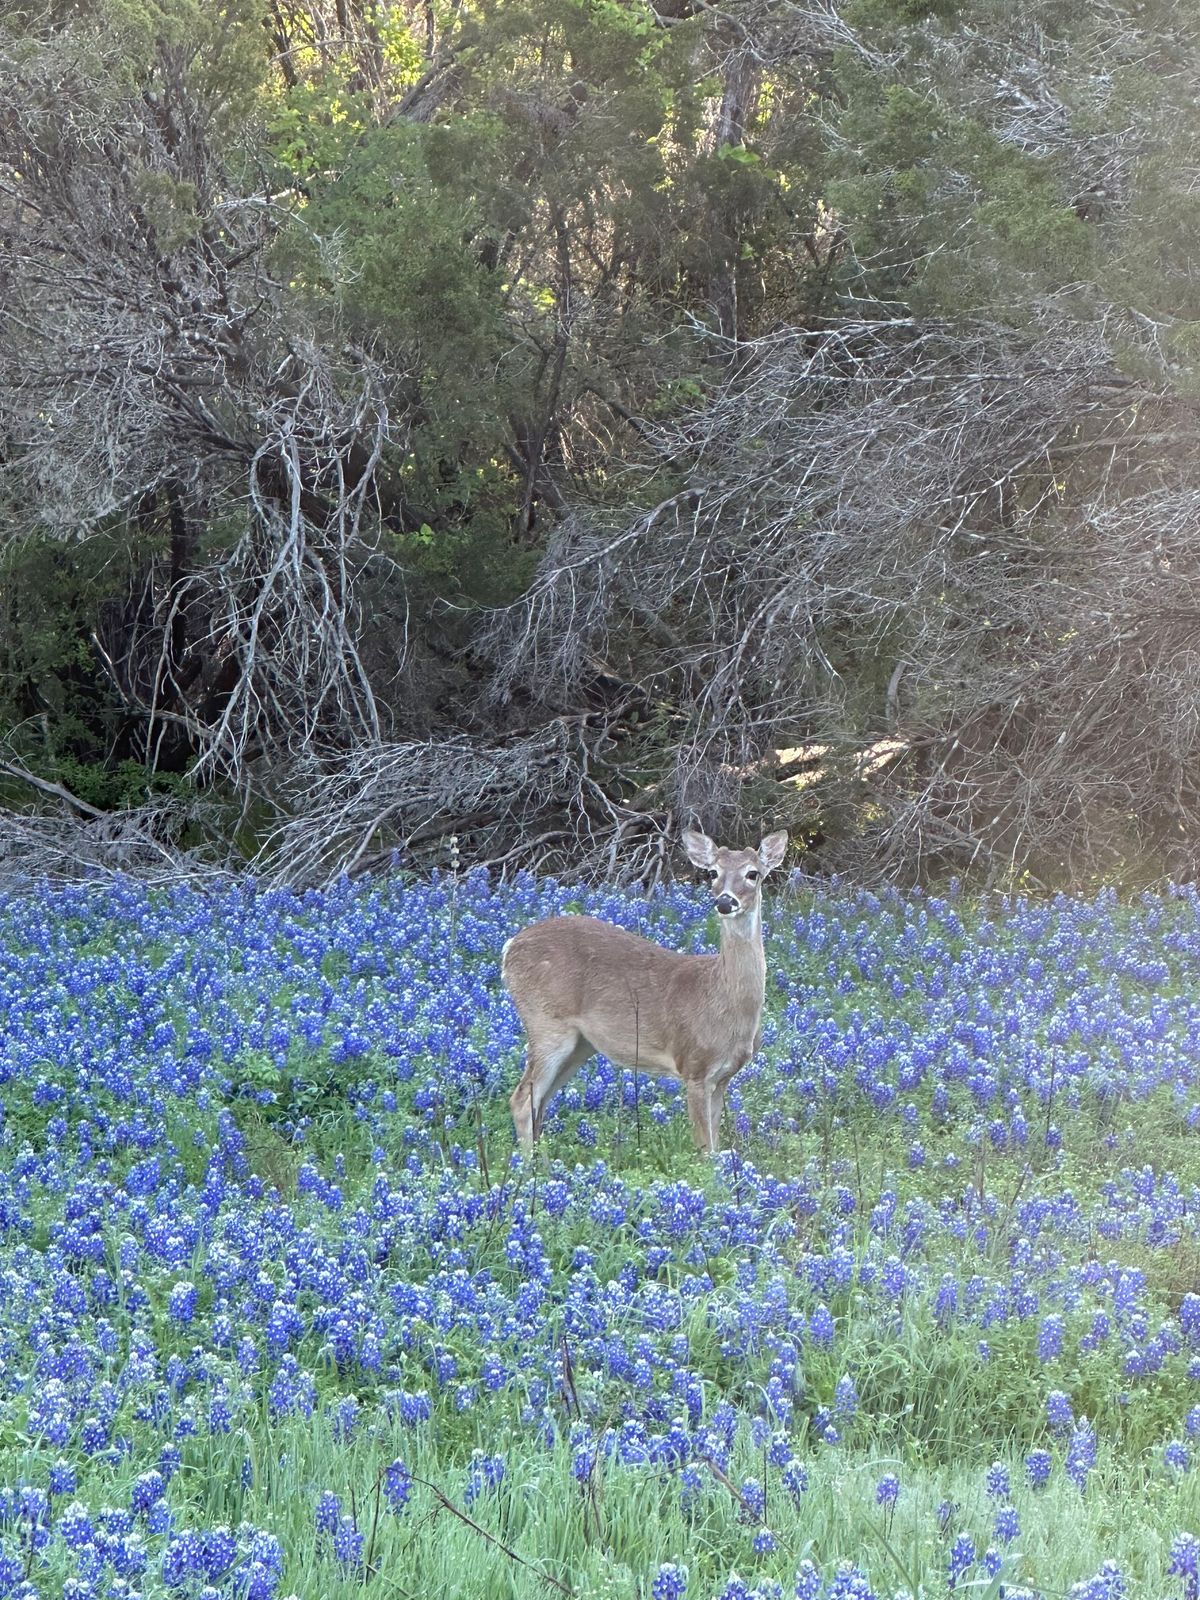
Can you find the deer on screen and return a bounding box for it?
[501,826,788,1154]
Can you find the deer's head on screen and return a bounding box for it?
[683,827,788,919]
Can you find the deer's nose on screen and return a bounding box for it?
[715,893,739,916]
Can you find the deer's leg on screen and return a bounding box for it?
[706,1057,747,1153]
[707,1082,728,1152]
[686,1077,716,1154]
[510,1060,536,1153]
[532,1037,593,1139]
[510,1030,585,1151]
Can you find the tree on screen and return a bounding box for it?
[4,0,1200,886]
[0,2,401,787]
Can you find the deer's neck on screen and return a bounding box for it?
[714,907,767,1019]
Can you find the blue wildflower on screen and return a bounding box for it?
[652,1565,688,1600]
[947,1534,976,1588]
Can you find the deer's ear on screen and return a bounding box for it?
[758,831,788,873]
[683,828,718,869]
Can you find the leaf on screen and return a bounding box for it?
[716,144,761,166]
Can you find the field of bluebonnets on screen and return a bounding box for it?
[3,868,1200,1600]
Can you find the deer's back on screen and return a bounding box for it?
[501,915,715,1059]
[502,915,700,997]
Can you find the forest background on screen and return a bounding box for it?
[3,0,1200,889]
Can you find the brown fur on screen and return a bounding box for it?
[503,828,787,1152]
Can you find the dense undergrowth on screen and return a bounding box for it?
[1,871,1200,1598]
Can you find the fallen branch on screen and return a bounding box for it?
[0,758,107,819]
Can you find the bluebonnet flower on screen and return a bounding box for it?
[794,1563,821,1600]
[168,1281,198,1325]
[331,1395,360,1442]
[652,1565,688,1600]
[1038,1314,1064,1362]
[810,1305,834,1347]
[59,1502,94,1549]
[1069,1560,1127,1599]
[1025,1449,1053,1489]
[738,1479,765,1522]
[201,1526,237,1581]
[994,1506,1019,1543]
[333,1516,363,1571]
[147,1498,173,1536]
[1066,1419,1097,1493]
[824,1564,877,1599]
[394,1389,432,1426]
[1046,1390,1074,1431]
[80,1417,109,1455]
[465,1452,505,1505]
[315,1491,341,1535]
[833,1375,858,1417]
[879,1257,906,1299]
[131,1471,165,1514]
[1169,1533,1199,1600]
[947,1535,976,1588]
[267,1356,316,1420]
[383,1460,412,1511]
[985,1461,1010,1500]
[163,1529,207,1586]
[875,1474,899,1509]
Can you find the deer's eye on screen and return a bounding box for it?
[707,868,720,881]
[745,869,760,883]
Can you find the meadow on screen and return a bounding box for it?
[1,869,1200,1599]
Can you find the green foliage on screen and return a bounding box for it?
[0,534,139,770]
[847,0,964,21]
[268,79,374,179]
[225,1046,373,1132]
[66,0,266,124]
[48,756,192,810]
[132,171,202,251]
[828,66,1094,315]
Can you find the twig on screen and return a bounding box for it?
[409,1475,574,1596]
